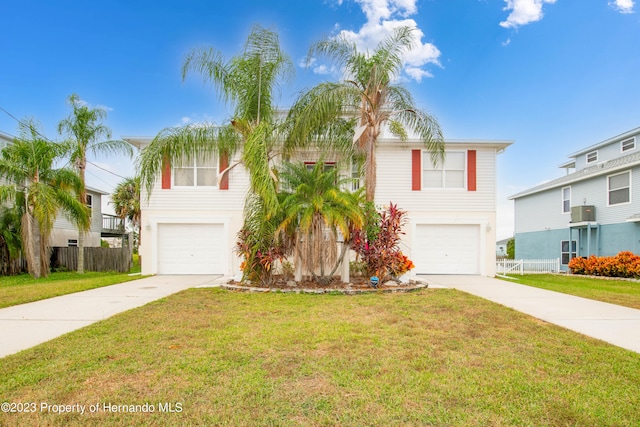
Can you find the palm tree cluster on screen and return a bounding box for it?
[0,95,132,278]
[138,24,444,285]
[0,120,89,278]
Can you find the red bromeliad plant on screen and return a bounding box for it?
[350,202,415,282]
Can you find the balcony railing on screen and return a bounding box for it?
[102,214,125,235]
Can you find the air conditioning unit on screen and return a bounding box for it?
[571,205,595,222]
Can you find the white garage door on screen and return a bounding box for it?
[413,224,480,274]
[157,223,225,274]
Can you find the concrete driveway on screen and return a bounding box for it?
[0,275,221,358]
[425,275,640,354]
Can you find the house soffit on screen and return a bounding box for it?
[509,151,640,200]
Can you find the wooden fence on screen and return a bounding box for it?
[51,247,132,273]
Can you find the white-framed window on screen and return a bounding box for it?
[562,186,571,214]
[305,161,335,172]
[173,155,218,187]
[621,137,636,153]
[68,239,78,247]
[351,159,361,191]
[422,150,466,189]
[561,240,577,265]
[586,151,598,164]
[608,171,631,206]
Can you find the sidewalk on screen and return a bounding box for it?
[425,275,640,354]
[0,275,221,358]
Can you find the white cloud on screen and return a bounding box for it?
[313,64,338,75]
[610,0,635,13]
[499,0,557,29]
[404,66,432,82]
[327,0,440,82]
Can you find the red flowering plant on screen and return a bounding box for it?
[235,228,287,286]
[350,202,415,283]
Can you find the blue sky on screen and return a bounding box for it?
[1,0,639,240]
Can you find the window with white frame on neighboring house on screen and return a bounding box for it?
[68,239,78,247]
[586,151,598,164]
[621,137,636,153]
[351,159,361,191]
[173,155,217,187]
[561,240,577,265]
[608,171,631,205]
[422,151,466,189]
[562,186,571,214]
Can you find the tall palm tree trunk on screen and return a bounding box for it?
[364,132,378,203]
[21,212,40,279]
[77,159,86,274]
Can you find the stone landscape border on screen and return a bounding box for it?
[219,282,428,295]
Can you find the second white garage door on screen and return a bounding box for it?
[157,223,225,274]
[413,224,480,274]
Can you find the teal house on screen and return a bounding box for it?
[510,127,640,270]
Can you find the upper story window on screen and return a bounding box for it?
[608,171,631,206]
[351,160,361,191]
[621,137,636,153]
[173,155,217,187]
[586,150,598,164]
[562,186,571,214]
[423,151,466,189]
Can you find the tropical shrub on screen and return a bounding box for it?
[235,228,287,286]
[351,202,414,282]
[568,251,640,278]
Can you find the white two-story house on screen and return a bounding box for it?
[510,127,640,269]
[127,134,512,278]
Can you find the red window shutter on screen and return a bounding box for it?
[161,156,171,189]
[219,153,229,190]
[411,150,421,191]
[467,150,477,191]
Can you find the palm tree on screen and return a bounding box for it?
[110,176,140,247]
[140,25,294,215]
[277,162,364,284]
[0,120,89,278]
[0,201,23,275]
[58,93,133,274]
[139,25,294,283]
[288,26,445,202]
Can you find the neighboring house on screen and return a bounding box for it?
[127,134,512,277]
[509,127,640,270]
[0,131,126,249]
[496,237,511,257]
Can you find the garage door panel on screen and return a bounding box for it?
[157,223,224,274]
[414,224,479,274]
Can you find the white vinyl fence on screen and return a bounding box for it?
[496,258,561,275]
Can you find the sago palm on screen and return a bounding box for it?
[0,120,90,278]
[288,25,445,202]
[277,162,364,284]
[58,93,133,273]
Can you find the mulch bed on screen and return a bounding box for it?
[222,275,428,294]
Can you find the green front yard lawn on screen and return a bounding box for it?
[500,273,640,309]
[0,271,142,309]
[1,289,639,426]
